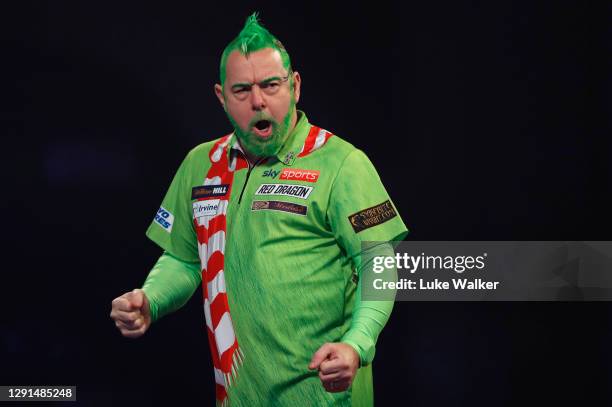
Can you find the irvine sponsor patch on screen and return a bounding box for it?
[193,199,221,218]
[255,183,313,200]
[348,200,397,233]
[192,184,229,199]
[279,168,319,183]
[154,206,174,232]
[251,200,308,216]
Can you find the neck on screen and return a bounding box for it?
[240,143,261,167]
[288,108,298,135]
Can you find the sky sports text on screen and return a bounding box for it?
[263,168,320,182]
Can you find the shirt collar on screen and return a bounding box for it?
[228,110,311,167]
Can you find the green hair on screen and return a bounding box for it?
[219,12,292,86]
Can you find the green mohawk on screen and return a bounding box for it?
[219,12,292,86]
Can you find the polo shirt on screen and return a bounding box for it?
[146,111,408,406]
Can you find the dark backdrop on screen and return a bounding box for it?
[1,1,610,406]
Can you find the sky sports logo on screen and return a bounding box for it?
[262,169,280,178]
[282,168,319,182]
[263,168,320,182]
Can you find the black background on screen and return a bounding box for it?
[1,1,610,406]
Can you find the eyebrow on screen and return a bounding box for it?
[260,76,283,84]
[230,76,284,91]
[231,82,252,90]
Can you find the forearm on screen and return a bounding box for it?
[341,243,396,366]
[141,251,201,322]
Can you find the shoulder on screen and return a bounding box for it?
[311,129,372,170]
[177,133,233,170]
[170,134,230,183]
[184,135,228,162]
[325,133,357,157]
[305,125,361,164]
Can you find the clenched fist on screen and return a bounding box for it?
[110,289,151,338]
[308,342,360,393]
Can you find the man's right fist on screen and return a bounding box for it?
[110,289,152,338]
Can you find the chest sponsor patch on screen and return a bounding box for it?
[191,184,229,199]
[154,206,174,232]
[348,200,397,233]
[255,183,313,200]
[251,200,308,216]
[279,168,320,183]
[262,169,280,178]
[193,199,221,218]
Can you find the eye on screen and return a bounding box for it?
[232,85,251,95]
[260,82,281,92]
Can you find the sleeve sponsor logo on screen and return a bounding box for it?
[154,206,174,232]
[193,199,221,218]
[279,168,320,183]
[348,200,397,233]
[251,200,308,216]
[192,184,229,199]
[255,183,313,200]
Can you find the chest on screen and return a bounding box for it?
[223,161,331,236]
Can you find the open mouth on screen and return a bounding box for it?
[252,120,273,138]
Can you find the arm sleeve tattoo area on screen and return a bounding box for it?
[141,252,201,323]
[341,243,397,366]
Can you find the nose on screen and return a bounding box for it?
[250,85,266,111]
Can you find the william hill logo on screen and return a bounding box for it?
[192,184,229,199]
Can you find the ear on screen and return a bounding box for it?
[214,84,226,108]
[292,71,301,104]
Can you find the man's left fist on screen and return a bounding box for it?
[308,342,360,392]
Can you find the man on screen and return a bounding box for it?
[110,14,407,406]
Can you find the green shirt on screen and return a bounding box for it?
[146,111,408,406]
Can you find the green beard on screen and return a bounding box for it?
[225,100,295,158]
